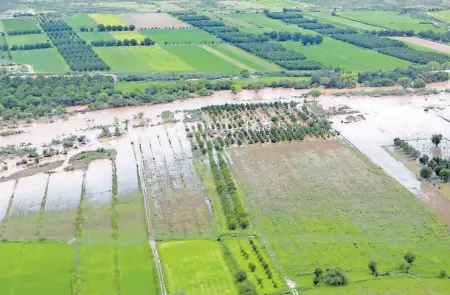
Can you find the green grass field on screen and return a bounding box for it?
[159,240,238,295]
[304,12,383,31]
[94,47,152,72]
[2,19,39,33]
[0,242,73,295]
[231,13,315,34]
[127,46,194,72]
[208,44,282,71]
[164,45,240,72]
[110,31,146,42]
[282,37,410,71]
[6,34,50,46]
[89,14,128,26]
[78,32,115,42]
[65,14,98,30]
[236,76,311,86]
[229,140,450,293]
[340,10,446,33]
[11,48,70,73]
[115,80,177,92]
[140,28,220,44]
[428,10,450,23]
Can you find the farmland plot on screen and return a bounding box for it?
[119,13,191,29]
[6,34,50,46]
[40,170,83,239]
[11,48,70,73]
[229,141,450,291]
[94,47,152,72]
[128,46,194,72]
[137,123,214,239]
[2,173,49,240]
[116,140,139,196]
[78,32,115,42]
[65,14,98,30]
[1,19,39,33]
[0,180,15,224]
[89,14,127,26]
[140,28,220,44]
[110,31,146,42]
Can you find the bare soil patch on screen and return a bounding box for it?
[119,13,191,29]
[392,37,450,54]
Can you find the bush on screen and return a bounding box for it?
[324,268,348,286]
[236,270,247,283]
[404,252,416,264]
[420,167,433,180]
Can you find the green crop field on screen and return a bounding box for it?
[94,47,152,72]
[229,140,450,293]
[127,46,193,72]
[140,28,220,44]
[231,13,315,34]
[115,80,177,92]
[11,48,70,73]
[340,10,446,33]
[6,34,50,46]
[247,0,312,9]
[428,10,450,23]
[2,19,39,33]
[304,12,383,31]
[110,31,146,42]
[164,45,240,72]
[65,14,98,30]
[159,240,238,295]
[282,37,410,71]
[0,242,73,295]
[89,14,128,26]
[78,32,115,42]
[207,44,282,71]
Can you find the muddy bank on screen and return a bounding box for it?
[0,160,63,182]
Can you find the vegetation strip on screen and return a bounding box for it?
[0,180,18,239]
[36,175,50,239]
[72,172,86,295]
[111,162,122,295]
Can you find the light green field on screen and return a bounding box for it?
[11,48,70,73]
[231,13,315,34]
[140,28,220,44]
[94,47,152,72]
[428,10,450,23]
[127,46,194,72]
[164,45,240,72]
[6,34,49,46]
[78,32,115,42]
[115,80,177,92]
[248,0,312,8]
[89,14,128,26]
[0,242,73,295]
[225,239,284,294]
[65,14,98,30]
[110,31,146,42]
[2,19,39,33]
[304,11,383,31]
[340,10,446,33]
[229,140,450,293]
[282,37,410,71]
[159,240,238,295]
[208,44,282,72]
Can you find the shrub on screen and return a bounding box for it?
[439,270,447,278]
[236,270,247,283]
[404,252,416,264]
[420,167,432,180]
[368,261,377,274]
[324,268,348,286]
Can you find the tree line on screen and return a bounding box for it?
[7,29,42,36]
[10,42,52,51]
[91,37,155,47]
[97,24,136,32]
[263,31,323,45]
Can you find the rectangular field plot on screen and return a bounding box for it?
[3,174,48,240]
[230,13,312,33]
[11,48,70,73]
[282,38,410,71]
[88,14,127,26]
[79,242,116,295]
[228,141,450,285]
[78,32,115,42]
[82,159,113,241]
[225,239,284,294]
[207,44,282,72]
[65,14,98,30]
[94,47,152,72]
[304,12,383,31]
[164,45,240,72]
[0,242,73,295]
[159,240,238,295]
[137,124,214,239]
[127,46,194,72]
[6,34,50,46]
[140,28,220,45]
[116,140,138,195]
[119,13,191,29]
[40,170,83,239]
[2,19,39,33]
[0,180,15,223]
[340,10,445,33]
[110,31,146,42]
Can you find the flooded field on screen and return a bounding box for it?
[115,138,138,195]
[0,180,15,223]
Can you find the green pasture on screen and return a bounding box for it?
[6,34,49,46]
[110,31,146,42]
[164,45,240,72]
[282,37,410,71]
[94,47,152,72]
[0,242,73,295]
[128,46,193,72]
[159,240,238,295]
[231,13,315,34]
[340,10,446,33]
[11,48,70,73]
[304,11,383,31]
[2,19,39,33]
[140,28,220,44]
[229,140,450,292]
[247,0,312,9]
[65,14,98,30]
[89,14,128,26]
[428,10,450,23]
[78,32,115,42]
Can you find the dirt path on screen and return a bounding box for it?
[392,36,450,54]
[200,45,256,71]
